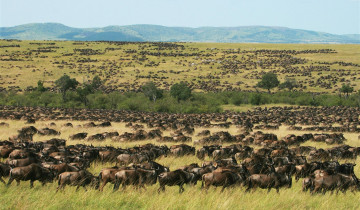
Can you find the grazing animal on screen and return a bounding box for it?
[7,163,55,188]
[117,153,148,166]
[113,168,157,191]
[57,170,99,191]
[0,163,11,184]
[98,167,123,191]
[158,169,194,193]
[245,165,291,193]
[202,171,240,192]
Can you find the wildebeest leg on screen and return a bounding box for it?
[267,187,271,193]
[7,177,14,187]
[221,179,229,192]
[276,187,279,193]
[56,185,62,192]
[76,185,81,191]
[30,180,34,188]
[179,183,185,193]
[113,181,119,192]
[245,180,252,193]
[157,185,165,193]
[221,185,227,193]
[122,183,127,191]
[0,177,5,184]
[99,180,108,191]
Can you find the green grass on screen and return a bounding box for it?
[1,180,360,209]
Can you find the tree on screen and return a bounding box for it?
[170,82,191,101]
[37,80,46,92]
[141,82,163,102]
[91,75,102,91]
[257,72,280,93]
[55,75,79,101]
[279,77,298,91]
[76,84,93,106]
[340,83,354,97]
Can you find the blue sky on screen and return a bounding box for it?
[1,0,359,34]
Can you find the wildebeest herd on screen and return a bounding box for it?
[1,40,359,93]
[0,105,359,195]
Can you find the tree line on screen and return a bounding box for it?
[0,74,359,113]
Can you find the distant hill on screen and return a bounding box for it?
[1,23,359,43]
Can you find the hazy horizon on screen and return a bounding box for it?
[1,0,359,35]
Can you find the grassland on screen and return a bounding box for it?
[1,40,360,209]
[1,119,360,209]
[0,40,359,93]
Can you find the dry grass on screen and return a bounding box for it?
[1,40,359,93]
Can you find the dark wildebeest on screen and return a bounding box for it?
[0,163,11,184]
[178,163,200,172]
[99,150,122,163]
[139,161,170,174]
[158,169,195,193]
[49,163,80,177]
[201,171,241,192]
[57,170,99,191]
[311,171,360,194]
[7,163,55,188]
[113,168,157,191]
[69,133,88,140]
[8,149,33,159]
[245,165,292,193]
[117,153,149,166]
[98,166,133,191]
[216,157,237,167]
[6,153,40,168]
[189,165,217,185]
[295,161,323,182]
[0,146,14,158]
[275,164,296,176]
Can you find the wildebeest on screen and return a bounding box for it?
[0,163,11,184]
[57,170,99,191]
[139,161,169,174]
[0,146,14,158]
[311,171,360,194]
[7,163,55,188]
[158,169,195,193]
[8,149,33,159]
[6,155,39,168]
[202,171,241,192]
[69,133,88,140]
[117,153,149,165]
[48,163,80,177]
[170,144,195,156]
[113,168,157,191]
[99,150,122,163]
[245,165,292,193]
[98,166,123,191]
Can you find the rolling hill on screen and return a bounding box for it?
[0,23,359,43]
